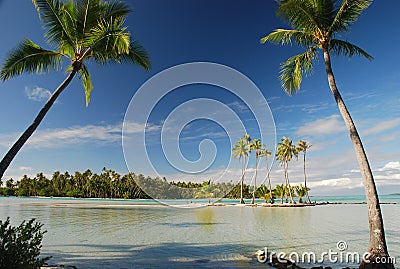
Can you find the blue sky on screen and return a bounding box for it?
[0,0,399,196]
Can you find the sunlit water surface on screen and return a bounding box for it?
[0,196,399,268]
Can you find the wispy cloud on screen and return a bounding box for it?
[296,114,346,137]
[307,177,363,189]
[363,118,400,136]
[0,121,160,150]
[301,102,331,114]
[25,86,52,102]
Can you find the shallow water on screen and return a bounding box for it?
[0,196,399,268]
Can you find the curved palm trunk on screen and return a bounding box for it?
[303,153,311,204]
[266,158,273,203]
[251,154,259,204]
[240,156,245,204]
[0,69,78,179]
[285,161,295,204]
[323,49,393,269]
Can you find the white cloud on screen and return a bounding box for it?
[18,166,33,171]
[373,162,400,183]
[301,102,330,114]
[0,121,160,149]
[363,118,400,136]
[378,161,400,171]
[296,114,346,137]
[308,177,363,189]
[25,86,52,102]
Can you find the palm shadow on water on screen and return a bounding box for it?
[44,242,274,269]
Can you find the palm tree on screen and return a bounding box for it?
[276,136,297,203]
[297,140,312,203]
[0,0,150,179]
[261,1,392,266]
[232,135,251,204]
[195,180,220,204]
[295,184,309,204]
[259,146,273,203]
[274,184,285,204]
[250,138,264,204]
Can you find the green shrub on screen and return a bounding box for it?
[0,217,51,269]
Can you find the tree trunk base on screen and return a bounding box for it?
[240,198,245,204]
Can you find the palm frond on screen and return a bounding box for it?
[277,0,322,34]
[279,47,317,95]
[77,63,93,107]
[32,0,76,50]
[76,0,101,46]
[261,29,316,47]
[309,0,336,31]
[102,1,131,20]
[330,39,373,60]
[59,0,78,56]
[0,39,62,81]
[329,0,372,34]
[83,17,130,61]
[119,40,151,70]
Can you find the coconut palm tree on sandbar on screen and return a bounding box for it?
[0,0,150,179]
[259,146,273,203]
[276,136,297,204]
[297,140,312,204]
[261,0,393,267]
[232,134,251,204]
[249,138,264,204]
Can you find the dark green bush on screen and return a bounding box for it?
[0,217,51,269]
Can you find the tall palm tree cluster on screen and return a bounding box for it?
[233,134,311,205]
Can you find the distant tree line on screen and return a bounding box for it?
[0,168,309,203]
[0,168,243,199]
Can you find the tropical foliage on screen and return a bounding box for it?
[0,0,150,179]
[0,169,252,200]
[0,217,50,269]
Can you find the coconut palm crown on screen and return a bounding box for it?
[0,0,150,179]
[261,0,372,94]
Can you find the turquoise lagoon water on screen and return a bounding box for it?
[0,196,399,268]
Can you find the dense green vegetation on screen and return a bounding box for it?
[0,168,311,203]
[0,217,50,269]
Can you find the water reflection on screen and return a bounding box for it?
[0,197,399,268]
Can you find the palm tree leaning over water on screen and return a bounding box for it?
[276,137,297,204]
[261,0,392,267]
[232,135,251,204]
[250,138,263,204]
[297,140,312,204]
[0,0,150,179]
